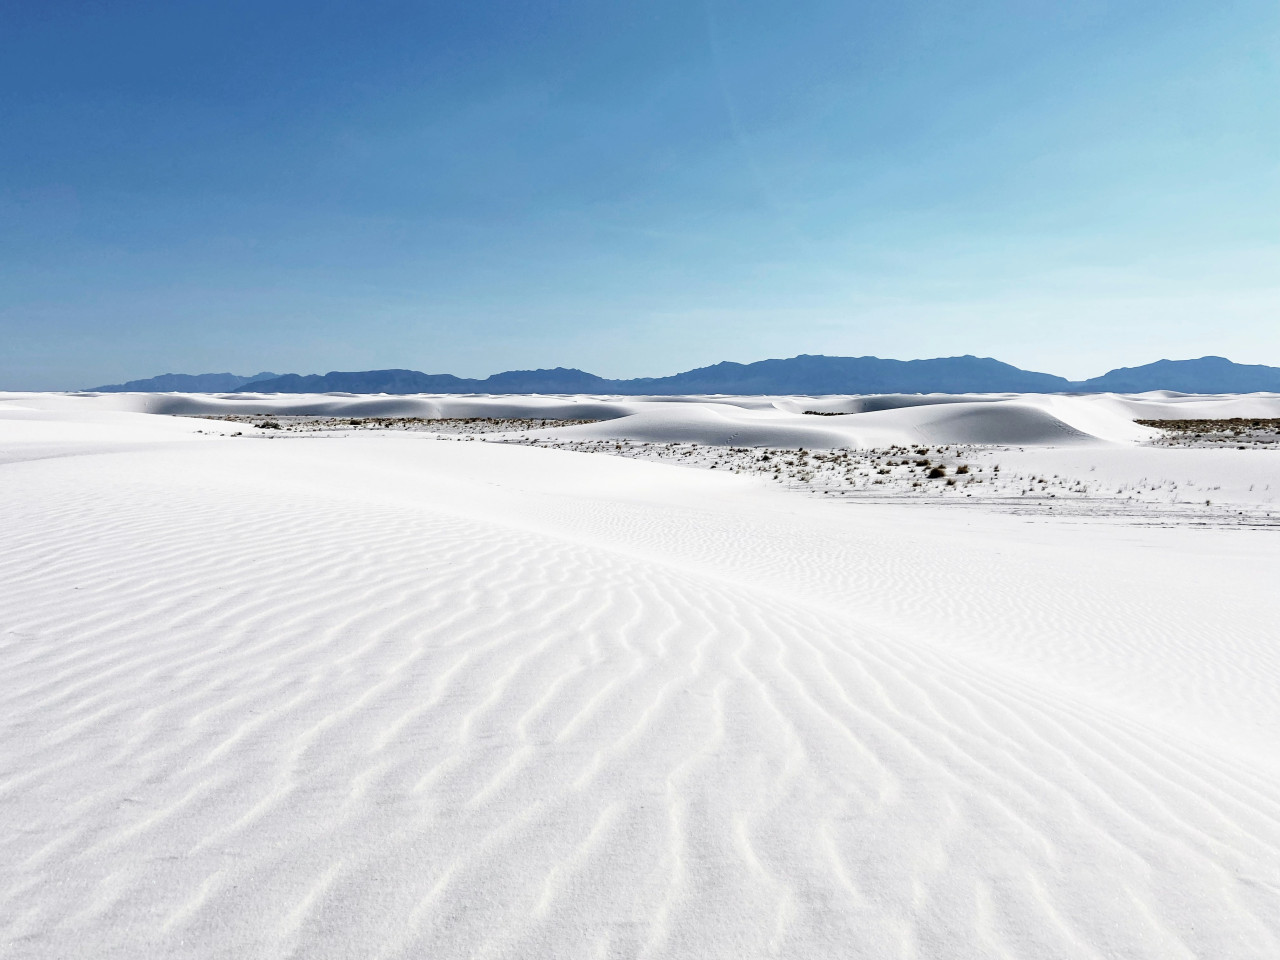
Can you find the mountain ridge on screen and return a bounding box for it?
[89,371,280,393]
[83,355,1280,395]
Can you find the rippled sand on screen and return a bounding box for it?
[2,393,1278,958]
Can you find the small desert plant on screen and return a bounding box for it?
[928,466,947,479]
[956,464,970,474]
[254,421,282,430]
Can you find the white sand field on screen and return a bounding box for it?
[2,390,1279,958]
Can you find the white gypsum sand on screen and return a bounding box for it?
[1,390,1279,959]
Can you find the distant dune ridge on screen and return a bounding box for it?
[87,355,1280,395]
[59,387,1280,449]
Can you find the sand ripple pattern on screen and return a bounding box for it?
[1,445,1279,959]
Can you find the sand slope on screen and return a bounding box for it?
[1,395,1279,958]
[53,387,1280,447]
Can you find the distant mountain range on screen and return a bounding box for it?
[86,355,1280,395]
[90,371,280,393]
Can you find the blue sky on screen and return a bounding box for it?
[2,0,1277,388]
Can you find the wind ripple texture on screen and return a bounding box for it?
[0,398,1278,959]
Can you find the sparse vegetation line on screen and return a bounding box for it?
[1137,418,1280,447]
[193,415,602,434]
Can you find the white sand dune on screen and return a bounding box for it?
[540,397,1153,448]
[2,392,1279,959]
[51,388,1280,447]
[65,390,639,422]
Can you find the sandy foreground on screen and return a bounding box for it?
[2,391,1279,959]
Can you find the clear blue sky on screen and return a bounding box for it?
[2,0,1277,388]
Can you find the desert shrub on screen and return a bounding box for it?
[928,466,947,479]
[956,464,970,474]
[255,421,282,429]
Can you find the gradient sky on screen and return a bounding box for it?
[3,0,1278,389]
